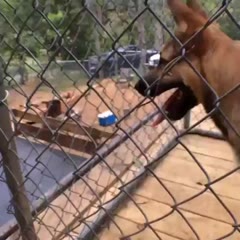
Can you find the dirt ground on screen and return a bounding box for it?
[7,77,173,131]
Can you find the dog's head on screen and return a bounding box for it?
[135,0,220,124]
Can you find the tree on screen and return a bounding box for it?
[1,0,240,64]
[195,0,240,40]
[0,0,96,61]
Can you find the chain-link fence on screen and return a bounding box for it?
[0,0,240,239]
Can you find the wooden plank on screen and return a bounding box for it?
[97,135,240,240]
[56,134,239,240]
[189,106,226,134]
[177,135,235,161]
[12,108,116,139]
[98,143,240,239]
[93,141,240,227]
[169,148,236,171]
[136,172,240,224]
[17,122,96,155]
[116,195,233,240]
[99,216,181,240]
[153,153,240,200]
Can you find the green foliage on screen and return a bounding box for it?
[219,2,240,40]
[0,0,96,61]
[1,0,240,65]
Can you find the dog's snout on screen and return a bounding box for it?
[134,80,146,96]
[134,79,157,97]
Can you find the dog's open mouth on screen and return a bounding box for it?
[152,86,198,127]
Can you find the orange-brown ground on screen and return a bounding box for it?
[8,78,174,131]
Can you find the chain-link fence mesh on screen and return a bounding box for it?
[0,0,240,239]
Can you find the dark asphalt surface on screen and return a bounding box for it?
[0,137,86,225]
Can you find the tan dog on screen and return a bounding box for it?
[134,0,240,161]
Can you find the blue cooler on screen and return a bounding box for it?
[98,110,117,126]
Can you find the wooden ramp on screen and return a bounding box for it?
[99,135,240,240]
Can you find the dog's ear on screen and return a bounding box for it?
[167,0,190,29]
[187,0,220,29]
[167,0,205,30]
[187,0,208,19]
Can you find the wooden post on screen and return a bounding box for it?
[0,65,37,240]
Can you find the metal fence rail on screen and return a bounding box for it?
[0,0,240,239]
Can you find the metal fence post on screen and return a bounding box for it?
[0,65,37,240]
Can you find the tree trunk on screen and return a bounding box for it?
[154,0,165,50]
[136,0,146,76]
[91,0,104,80]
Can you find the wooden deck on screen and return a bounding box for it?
[99,134,240,240]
